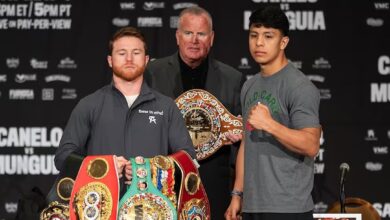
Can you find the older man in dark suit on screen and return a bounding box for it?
[145,6,244,219]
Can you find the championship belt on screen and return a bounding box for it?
[175,89,243,160]
[41,153,83,220]
[170,151,210,220]
[118,156,177,220]
[69,155,119,220]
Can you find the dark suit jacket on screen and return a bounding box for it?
[145,52,244,219]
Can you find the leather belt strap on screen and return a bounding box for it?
[170,151,210,220]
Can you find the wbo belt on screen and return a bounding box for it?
[69,155,119,220]
[170,150,210,220]
[175,89,243,160]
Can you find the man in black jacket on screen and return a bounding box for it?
[145,6,244,219]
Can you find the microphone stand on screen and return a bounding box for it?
[339,179,346,213]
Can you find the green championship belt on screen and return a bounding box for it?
[118,156,177,220]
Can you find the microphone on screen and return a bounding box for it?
[339,163,350,185]
[339,162,350,213]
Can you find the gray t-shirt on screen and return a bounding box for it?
[241,62,320,213]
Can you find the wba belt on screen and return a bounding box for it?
[69,155,119,220]
[118,156,177,219]
[170,151,210,220]
[176,89,243,160]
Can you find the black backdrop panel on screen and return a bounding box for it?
[0,0,389,219]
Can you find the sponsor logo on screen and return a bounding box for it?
[112,17,130,27]
[388,130,390,139]
[143,2,165,10]
[120,2,135,10]
[252,0,319,2]
[57,57,77,69]
[0,74,7,82]
[312,57,331,69]
[319,89,331,100]
[15,74,37,83]
[365,129,378,141]
[289,60,302,69]
[373,202,390,218]
[6,58,19,68]
[9,89,34,100]
[5,202,17,213]
[374,2,389,10]
[42,88,54,101]
[173,2,197,10]
[62,88,77,99]
[45,74,71,82]
[306,75,325,83]
[367,17,384,27]
[365,161,383,171]
[373,146,388,154]
[313,201,328,213]
[137,17,163,27]
[30,58,48,69]
[238,57,251,69]
[170,16,179,28]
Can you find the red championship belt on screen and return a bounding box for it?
[170,151,210,220]
[175,89,243,160]
[69,155,119,220]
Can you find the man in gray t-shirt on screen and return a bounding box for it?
[225,6,321,220]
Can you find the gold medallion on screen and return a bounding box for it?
[56,177,74,201]
[184,172,200,195]
[180,198,208,220]
[87,158,109,179]
[73,182,112,220]
[153,155,172,170]
[40,201,69,220]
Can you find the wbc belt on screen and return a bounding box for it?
[69,155,119,220]
[118,156,177,220]
[170,151,210,220]
[175,89,243,160]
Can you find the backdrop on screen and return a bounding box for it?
[0,0,389,219]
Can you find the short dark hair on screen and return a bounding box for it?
[249,6,289,36]
[109,27,148,54]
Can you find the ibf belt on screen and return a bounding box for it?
[170,151,210,220]
[118,156,177,220]
[175,89,243,160]
[69,155,119,220]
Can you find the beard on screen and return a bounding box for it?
[112,64,145,81]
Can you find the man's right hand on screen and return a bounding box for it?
[224,196,242,220]
[114,155,132,183]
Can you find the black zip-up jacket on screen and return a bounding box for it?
[54,81,195,171]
